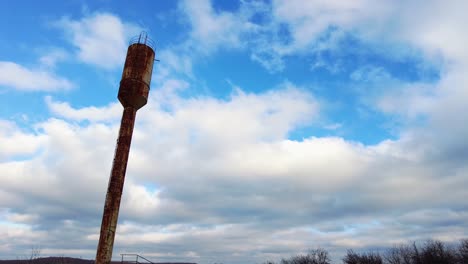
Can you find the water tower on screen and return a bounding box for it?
[95,32,155,264]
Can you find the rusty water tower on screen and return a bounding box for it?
[95,32,155,264]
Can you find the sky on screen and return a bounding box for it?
[0,0,467,263]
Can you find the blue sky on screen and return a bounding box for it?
[1,1,467,264]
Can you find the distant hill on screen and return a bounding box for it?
[0,257,93,264]
[0,257,196,264]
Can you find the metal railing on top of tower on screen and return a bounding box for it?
[129,31,155,49]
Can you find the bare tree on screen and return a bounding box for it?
[384,240,458,264]
[28,246,41,264]
[409,242,422,264]
[342,250,382,264]
[264,239,468,264]
[280,248,331,264]
[384,244,413,264]
[419,240,456,264]
[458,239,468,264]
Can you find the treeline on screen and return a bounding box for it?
[264,239,468,264]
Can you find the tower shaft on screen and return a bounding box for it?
[95,107,136,264]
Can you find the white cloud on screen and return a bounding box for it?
[0,61,74,91]
[176,0,468,75]
[376,83,437,119]
[0,120,46,160]
[324,123,342,130]
[5,212,39,224]
[153,49,194,81]
[273,0,361,50]
[39,48,69,68]
[2,79,468,262]
[269,0,468,69]
[45,96,122,122]
[176,0,389,72]
[250,49,285,73]
[56,13,141,69]
[179,0,258,53]
[174,0,272,76]
[392,0,468,64]
[350,66,393,83]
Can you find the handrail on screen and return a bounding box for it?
[121,253,155,264]
[129,31,155,50]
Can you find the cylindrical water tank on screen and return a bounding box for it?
[118,42,155,109]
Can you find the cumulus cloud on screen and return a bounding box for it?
[179,0,260,53]
[176,0,467,74]
[153,50,194,82]
[392,0,468,63]
[0,120,46,160]
[56,13,141,69]
[0,61,74,91]
[39,48,69,68]
[175,0,393,73]
[2,77,468,262]
[156,0,264,79]
[273,0,372,50]
[45,96,122,122]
